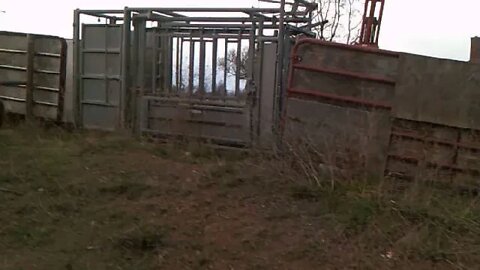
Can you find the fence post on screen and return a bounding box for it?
[26,34,35,121]
[133,17,147,135]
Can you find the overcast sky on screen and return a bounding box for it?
[1,0,479,61]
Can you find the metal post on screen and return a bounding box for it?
[152,33,158,95]
[73,9,81,127]
[189,34,195,95]
[274,0,286,137]
[247,16,257,145]
[257,19,265,139]
[57,39,68,123]
[167,35,174,92]
[175,37,180,91]
[179,38,184,92]
[199,29,206,96]
[235,31,242,96]
[162,33,173,93]
[26,34,35,121]
[211,34,218,94]
[104,24,110,105]
[134,17,147,134]
[223,38,228,97]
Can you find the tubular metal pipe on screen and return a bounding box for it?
[188,36,195,95]
[211,35,218,93]
[73,9,81,127]
[126,7,281,13]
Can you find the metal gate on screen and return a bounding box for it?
[73,6,316,146]
[78,24,123,130]
[134,18,258,147]
[0,31,66,121]
[284,38,399,176]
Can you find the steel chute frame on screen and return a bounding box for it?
[73,4,315,146]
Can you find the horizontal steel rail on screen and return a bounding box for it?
[292,64,397,85]
[293,37,400,58]
[391,130,480,152]
[388,154,480,176]
[288,88,392,110]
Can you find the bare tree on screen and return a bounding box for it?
[218,47,249,80]
[312,0,362,44]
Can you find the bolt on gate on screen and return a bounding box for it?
[73,4,316,147]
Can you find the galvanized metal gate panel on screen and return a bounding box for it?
[142,97,251,147]
[80,24,122,130]
[0,32,27,115]
[135,24,259,147]
[0,31,66,121]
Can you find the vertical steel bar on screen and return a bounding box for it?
[152,32,158,95]
[179,37,184,92]
[131,19,140,127]
[138,21,147,95]
[199,29,206,96]
[57,39,68,123]
[163,34,170,94]
[211,34,218,94]
[167,35,174,92]
[104,24,109,104]
[176,36,180,91]
[134,18,147,135]
[223,38,228,97]
[26,34,35,121]
[368,0,377,44]
[188,35,195,95]
[257,20,265,138]
[121,9,131,128]
[375,0,385,46]
[248,24,255,89]
[274,0,286,136]
[248,17,256,145]
[235,30,242,96]
[73,9,81,127]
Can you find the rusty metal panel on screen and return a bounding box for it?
[285,38,399,177]
[385,118,480,185]
[293,39,399,82]
[285,97,392,175]
[0,31,66,121]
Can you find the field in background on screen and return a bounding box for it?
[0,125,479,269]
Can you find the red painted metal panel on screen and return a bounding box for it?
[391,131,480,153]
[286,37,399,108]
[288,88,392,110]
[292,37,399,58]
[293,64,396,85]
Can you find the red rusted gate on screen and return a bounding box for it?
[283,38,399,177]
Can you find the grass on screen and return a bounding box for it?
[0,124,479,269]
[286,175,480,268]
